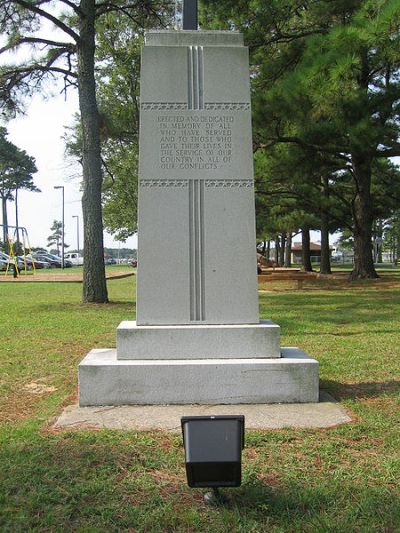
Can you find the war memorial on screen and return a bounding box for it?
[78,8,319,406]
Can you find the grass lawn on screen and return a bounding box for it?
[0,275,399,532]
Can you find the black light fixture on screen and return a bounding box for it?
[181,415,245,503]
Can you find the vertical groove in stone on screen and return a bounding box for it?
[192,46,199,110]
[199,179,205,319]
[198,46,204,110]
[189,180,195,320]
[187,46,193,110]
[187,45,205,320]
[194,179,200,319]
[189,179,205,321]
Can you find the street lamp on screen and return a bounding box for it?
[72,215,80,255]
[54,186,65,269]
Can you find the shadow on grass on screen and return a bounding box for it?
[1,435,399,531]
[35,300,135,312]
[222,476,400,531]
[321,379,400,400]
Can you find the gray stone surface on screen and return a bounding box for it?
[137,30,258,326]
[145,30,244,47]
[77,29,320,408]
[78,347,319,406]
[116,320,281,359]
[55,392,351,432]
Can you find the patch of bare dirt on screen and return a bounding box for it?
[0,271,135,283]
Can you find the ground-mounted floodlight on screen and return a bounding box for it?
[181,415,245,504]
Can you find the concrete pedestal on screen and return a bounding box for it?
[117,320,280,359]
[79,347,319,406]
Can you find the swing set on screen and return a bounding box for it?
[0,224,36,276]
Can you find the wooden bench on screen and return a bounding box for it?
[258,272,313,290]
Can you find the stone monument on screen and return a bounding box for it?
[78,18,319,406]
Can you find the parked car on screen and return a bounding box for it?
[0,251,25,270]
[32,253,72,268]
[0,258,7,271]
[64,252,84,266]
[20,255,50,269]
[32,253,60,268]
[105,257,116,265]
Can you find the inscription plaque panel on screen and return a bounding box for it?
[139,110,253,180]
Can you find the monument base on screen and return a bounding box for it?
[78,347,319,406]
[117,320,280,359]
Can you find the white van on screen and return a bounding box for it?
[64,252,84,266]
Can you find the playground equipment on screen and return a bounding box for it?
[0,225,36,276]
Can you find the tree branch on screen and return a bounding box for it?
[376,147,400,158]
[0,37,76,55]
[95,3,143,25]
[58,0,84,15]
[256,136,352,162]
[12,0,80,42]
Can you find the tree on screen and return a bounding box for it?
[0,127,38,243]
[65,8,173,241]
[0,0,172,303]
[254,139,347,273]
[202,0,400,279]
[47,220,69,256]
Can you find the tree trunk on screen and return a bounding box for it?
[274,237,279,264]
[377,219,383,263]
[397,217,400,262]
[2,196,8,244]
[78,0,108,302]
[320,176,332,275]
[301,228,313,272]
[261,240,266,256]
[279,233,286,266]
[350,153,378,279]
[320,217,331,275]
[284,232,292,267]
[266,239,270,261]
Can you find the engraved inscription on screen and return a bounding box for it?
[158,113,234,170]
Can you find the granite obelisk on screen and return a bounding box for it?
[78,15,319,405]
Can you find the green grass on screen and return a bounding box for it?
[0,277,399,532]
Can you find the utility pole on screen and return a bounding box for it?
[54,186,65,268]
[73,215,80,254]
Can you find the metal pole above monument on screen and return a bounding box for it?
[183,0,198,30]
